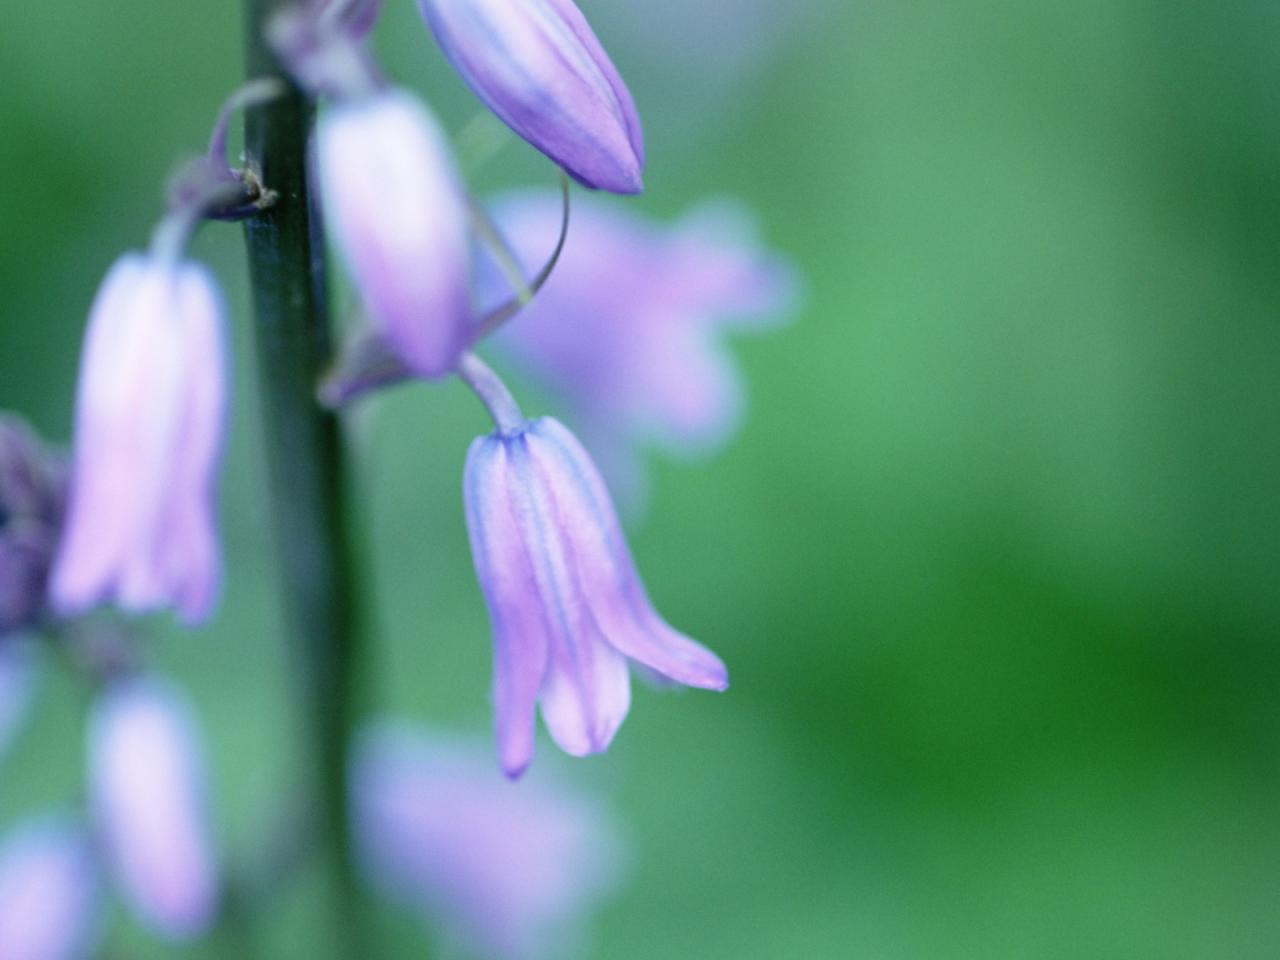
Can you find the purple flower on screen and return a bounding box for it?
[354,724,625,959]
[483,193,796,499]
[86,676,218,939]
[464,416,727,777]
[316,90,472,377]
[418,0,644,193]
[48,253,226,625]
[0,817,99,960]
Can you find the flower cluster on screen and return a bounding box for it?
[1,0,797,956]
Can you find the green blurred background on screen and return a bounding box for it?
[2,0,1279,956]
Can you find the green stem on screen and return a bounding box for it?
[242,1,367,953]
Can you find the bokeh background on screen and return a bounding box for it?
[3,0,1279,956]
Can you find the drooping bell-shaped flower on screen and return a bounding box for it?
[0,816,99,960]
[354,724,625,960]
[86,675,218,939]
[480,193,796,503]
[464,414,727,777]
[316,89,472,377]
[48,253,226,625]
[418,0,644,193]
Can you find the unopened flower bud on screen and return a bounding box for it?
[87,676,218,939]
[316,90,472,377]
[0,642,37,765]
[48,253,227,625]
[418,0,645,193]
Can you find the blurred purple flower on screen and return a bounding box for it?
[354,724,625,959]
[464,416,727,777]
[0,415,64,636]
[483,193,797,501]
[48,253,226,625]
[418,0,644,193]
[0,817,98,960]
[316,90,472,377]
[87,676,218,939]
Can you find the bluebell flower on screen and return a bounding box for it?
[86,675,218,939]
[0,415,64,636]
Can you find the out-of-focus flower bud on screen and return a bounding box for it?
[316,90,473,377]
[0,816,99,960]
[354,725,626,959]
[86,676,218,939]
[48,253,227,626]
[418,0,645,193]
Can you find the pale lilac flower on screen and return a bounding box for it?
[354,725,625,959]
[483,193,796,499]
[316,90,472,377]
[48,254,226,625]
[418,0,644,193]
[87,676,218,939]
[464,415,727,777]
[0,817,98,960]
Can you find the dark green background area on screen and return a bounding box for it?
[2,1,1278,956]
